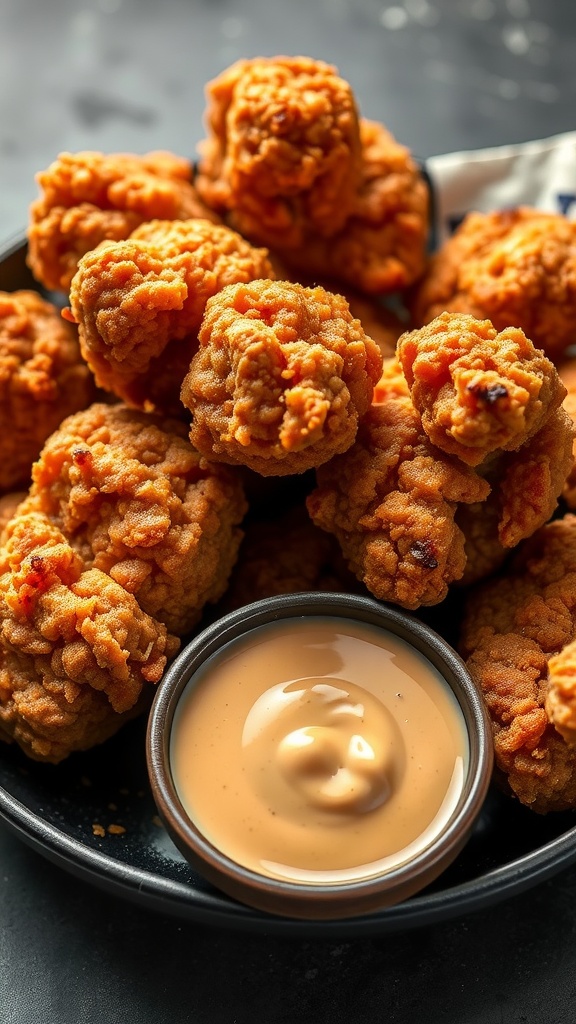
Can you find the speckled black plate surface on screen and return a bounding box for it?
[2,234,576,937]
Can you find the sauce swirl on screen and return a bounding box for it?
[170,617,468,885]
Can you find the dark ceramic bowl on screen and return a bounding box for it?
[146,592,493,921]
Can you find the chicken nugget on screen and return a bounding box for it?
[0,511,179,763]
[66,219,274,416]
[460,515,576,812]
[182,279,383,476]
[0,290,96,492]
[411,208,576,361]
[397,312,567,467]
[16,402,248,635]
[307,385,490,609]
[27,149,218,292]
[196,55,362,247]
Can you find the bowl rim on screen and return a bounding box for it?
[146,591,494,917]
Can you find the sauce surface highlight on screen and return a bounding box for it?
[170,617,468,885]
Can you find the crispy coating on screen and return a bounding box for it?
[411,208,576,360]
[460,515,576,811]
[558,356,576,508]
[0,511,179,763]
[493,406,574,548]
[196,56,362,247]
[307,387,489,608]
[182,279,383,476]
[27,150,218,292]
[221,505,359,611]
[66,219,275,416]
[397,313,566,467]
[0,290,96,492]
[547,641,576,746]
[16,403,247,635]
[271,119,429,295]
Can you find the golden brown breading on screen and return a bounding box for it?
[411,208,576,360]
[221,505,359,611]
[0,511,179,763]
[397,313,566,467]
[182,279,383,476]
[65,219,275,416]
[15,403,248,635]
[27,150,218,292]
[196,56,363,247]
[558,356,576,508]
[274,119,429,295]
[546,640,576,746]
[459,515,576,812]
[493,406,574,548]
[0,290,96,492]
[306,388,489,609]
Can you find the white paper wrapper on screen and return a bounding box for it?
[426,131,576,244]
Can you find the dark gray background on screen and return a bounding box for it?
[2,1,576,1021]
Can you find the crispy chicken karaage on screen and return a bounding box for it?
[411,207,576,361]
[65,218,275,416]
[196,57,428,295]
[182,278,383,475]
[397,312,565,467]
[196,55,362,247]
[307,364,490,608]
[28,149,218,292]
[0,510,179,763]
[0,290,96,492]
[460,514,576,812]
[15,402,248,635]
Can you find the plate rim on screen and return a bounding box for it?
[2,756,576,936]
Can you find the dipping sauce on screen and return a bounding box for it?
[170,617,469,885]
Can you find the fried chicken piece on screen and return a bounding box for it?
[66,219,274,416]
[0,511,179,763]
[15,403,247,635]
[397,313,566,467]
[221,505,359,611]
[196,56,428,296]
[27,150,218,293]
[546,640,576,746]
[460,515,576,811]
[306,378,489,609]
[0,290,96,492]
[278,119,429,295]
[196,56,363,248]
[493,406,574,548]
[557,356,576,507]
[182,279,383,476]
[411,208,576,361]
[449,404,573,565]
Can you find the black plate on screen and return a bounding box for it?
[2,234,576,938]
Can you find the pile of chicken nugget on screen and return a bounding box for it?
[2,55,576,815]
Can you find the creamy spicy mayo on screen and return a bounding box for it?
[170,617,468,885]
